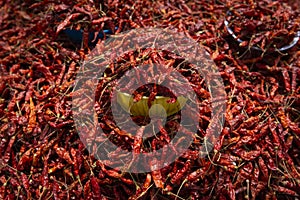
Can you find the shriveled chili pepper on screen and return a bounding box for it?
[90,176,102,199]
[129,173,152,199]
[3,135,15,164]
[150,158,164,189]
[170,160,192,185]
[54,143,74,165]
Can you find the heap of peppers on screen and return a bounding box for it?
[0,0,299,199]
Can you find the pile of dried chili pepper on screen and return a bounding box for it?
[225,0,300,52]
[0,0,300,199]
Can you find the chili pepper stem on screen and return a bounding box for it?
[268,172,272,188]
[76,175,83,190]
[175,179,187,200]
[281,161,297,185]
[204,137,220,167]
[16,101,21,116]
[39,187,47,200]
[245,179,250,199]
[166,191,185,200]
[16,186,20,200]
[274,46,288,56]
[126,167,139,191]
[208,177,218,197]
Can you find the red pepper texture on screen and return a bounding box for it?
[0,0,299,199]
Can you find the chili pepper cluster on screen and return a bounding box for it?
[225,0,300,52]
[0,0,300,199]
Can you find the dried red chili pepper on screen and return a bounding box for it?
[2,135,15,164]
[56,13,82,34]
[129,173,152,199]
[170,160,192,185]
[54,144,74,165]
[150,158,164,189]
[271,184,299,196]
[90,176,102,199]
[25,97,37,134]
